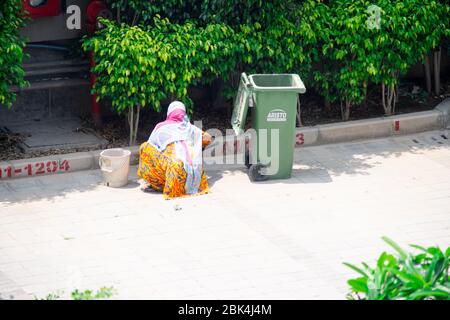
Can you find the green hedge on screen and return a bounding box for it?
[94,0,448,120]
[106,0,296,27]
[310,0,448,119]
[85,1,318,109]
[0,0,448,116]
[0,0,27,108]
[1,0,446,119]
[84,0,448,143]
[83,17,241,144]
[83,17,240,113]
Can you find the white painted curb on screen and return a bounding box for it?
[295,110,444,147]
[0,147,139,181]
[435,98,450,128]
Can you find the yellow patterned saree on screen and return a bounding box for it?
[137,133,211,200]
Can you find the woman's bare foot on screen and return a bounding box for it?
[140,182,154,193]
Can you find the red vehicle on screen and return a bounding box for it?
[22,0,62,18]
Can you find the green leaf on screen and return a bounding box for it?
[343,262,369,277]
[408,288,450,300]
[409,244,428,253]
[430,258,446,285]
[391,269,425,289]
[348,278,369,293]
[445,247,450,259]
[382,237,408,260]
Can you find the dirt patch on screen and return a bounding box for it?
[300,80,450,126]
[0,131,26,162]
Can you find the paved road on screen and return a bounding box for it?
[1,130,450,300]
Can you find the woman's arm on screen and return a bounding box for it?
[202,131,212,149]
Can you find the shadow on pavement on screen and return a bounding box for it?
[0,170,105,206]
[207,130,450,185]
[207,168,246,188]
[299,132,450,177]
[0,130,449,204]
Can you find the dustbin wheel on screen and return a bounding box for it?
[248,164,269,182]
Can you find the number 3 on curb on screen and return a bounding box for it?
[296,133,305,145]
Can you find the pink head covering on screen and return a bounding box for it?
[154,101,186,131]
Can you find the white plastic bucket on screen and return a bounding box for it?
[99,148,131,188]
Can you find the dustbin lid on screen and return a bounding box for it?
[231,73,251,135]
[249,74,306,93]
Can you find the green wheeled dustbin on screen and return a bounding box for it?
[231,73,306,181]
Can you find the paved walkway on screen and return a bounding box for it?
[1,130,449,300]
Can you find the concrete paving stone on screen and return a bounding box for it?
[5,118,108,153]
[1,130,449,299]
[0,182,12,196]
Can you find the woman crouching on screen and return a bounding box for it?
[137,101,211,199]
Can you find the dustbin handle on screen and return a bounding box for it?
[241,73,251,88]
[241,73,255,107]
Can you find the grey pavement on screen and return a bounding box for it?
[1,130,450,299]
[2,118,107,153]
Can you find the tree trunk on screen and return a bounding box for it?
[433,48,441,96]
[386,85,395,116]
[391,84,397,114]
[381,82,396,116]
[133,104,141,145]
[296,97,303,127]
[128,105,134,146]
[131,12,140,26]
[394,83,399,104]
[424,54,432,94]
[127,104,141,146]
[324,97,331,113]
[340,100,351,121]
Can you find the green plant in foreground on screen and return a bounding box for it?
[41,291,62,300]
[344,237,450,300]
[36,287,116,300]
[71,286,116,300]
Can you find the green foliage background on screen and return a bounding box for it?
[83,17,239,114]
[0,0,27,108]
[90,0,449,120]
[0,0,448,123]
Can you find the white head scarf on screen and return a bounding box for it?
[167,101,186,116]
